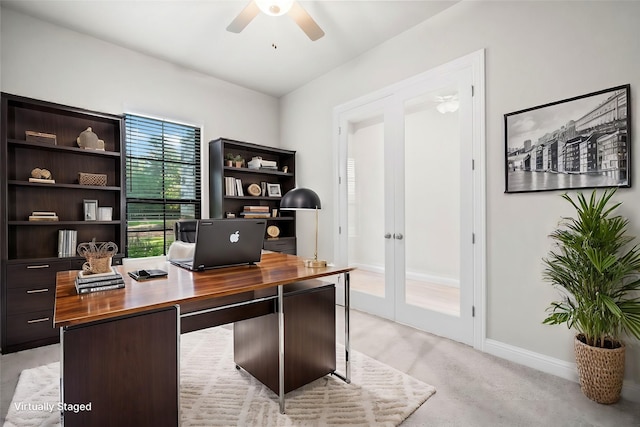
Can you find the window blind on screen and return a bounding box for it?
[125,114,201,258]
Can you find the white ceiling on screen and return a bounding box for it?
[2,0,457,97]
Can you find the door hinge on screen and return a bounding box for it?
[471,85,475,97]
[338,126,342,135]
[472,159,475,170]
[339,176,342,184]
[339,226,342,234]
[472,233,475,244]
[472,306,475,317]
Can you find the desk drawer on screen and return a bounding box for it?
[263,238,296,254]
[181,299,274,334]
[6,261,69,288]
[6,309,58,345]
[6,286,55,316]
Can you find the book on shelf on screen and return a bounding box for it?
[240,212,271,218]
[33,211,57,216]
[225,177,247,197]
[247,157,278,170]
[58,230,78,258]
[28,177,55,184]
[29,215,59,221]
[225,176,237,196]
[243,206,270,212]
[235,178,244,196]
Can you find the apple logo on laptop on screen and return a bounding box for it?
[230,231,240,243]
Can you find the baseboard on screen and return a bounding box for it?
[484,338,640,403]
[350,262,459,288]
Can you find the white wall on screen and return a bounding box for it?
[0,7,280,218]
[280,1,640,393]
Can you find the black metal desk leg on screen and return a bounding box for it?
[333,271,351,384]
[278,284,285,413]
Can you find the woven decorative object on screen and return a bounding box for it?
[78,172,107,186]
[77,240,118,274]
[574,334,625,404]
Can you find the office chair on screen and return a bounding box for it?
[174,220,198,243]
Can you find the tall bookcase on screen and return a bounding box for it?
[1,93,125,353]
[209,138,297,254]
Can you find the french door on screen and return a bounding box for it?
[335,54,482,345]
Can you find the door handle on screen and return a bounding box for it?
[384,233,392,239]
[394,233,404,240]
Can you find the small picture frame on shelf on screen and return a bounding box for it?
[83,199,98,221]
[267,183,281,197]
[98,207,113,221]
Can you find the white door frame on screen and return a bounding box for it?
[332,50,486,350]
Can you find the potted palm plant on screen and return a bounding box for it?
[543,189,640,404]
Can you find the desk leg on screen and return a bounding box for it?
[333,271,351,384]
[278,284,285,414]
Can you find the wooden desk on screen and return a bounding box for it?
[54,252,353,426]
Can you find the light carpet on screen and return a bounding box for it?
[4,327,435,426]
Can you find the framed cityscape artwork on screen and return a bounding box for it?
[505,84,630,193]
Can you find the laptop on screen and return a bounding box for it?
[170,219,266,271]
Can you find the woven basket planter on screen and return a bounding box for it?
[574,334,625,404]
[84,256,112,274]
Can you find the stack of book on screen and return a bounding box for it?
[75,268,125,294]
[28,211,58,221]
[260,159,278,170]
[240,205,271,218]
[58,230,78,257]
[247,157,278,171]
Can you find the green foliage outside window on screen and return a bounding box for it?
[125,115,201,257]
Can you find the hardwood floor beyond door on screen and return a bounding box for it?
[350,269,460,316]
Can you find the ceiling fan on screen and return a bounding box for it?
[227,0,325,41]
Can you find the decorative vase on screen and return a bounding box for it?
[574,334,625,404]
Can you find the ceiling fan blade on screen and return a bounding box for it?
[227,0,260,33]
[288,2,325,41]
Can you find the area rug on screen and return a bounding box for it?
[4,327,435,426]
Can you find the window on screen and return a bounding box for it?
[125,114,201,258]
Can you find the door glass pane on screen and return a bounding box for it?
[403,86,460,316]
[347,114,386,298]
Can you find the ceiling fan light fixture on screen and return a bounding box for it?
[255,0,294,16]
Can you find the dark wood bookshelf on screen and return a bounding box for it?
[1,92,125,353]
[209,138,297,254]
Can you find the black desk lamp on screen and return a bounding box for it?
[279,187,327,267]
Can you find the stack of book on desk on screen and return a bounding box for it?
[75,268,125,294]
